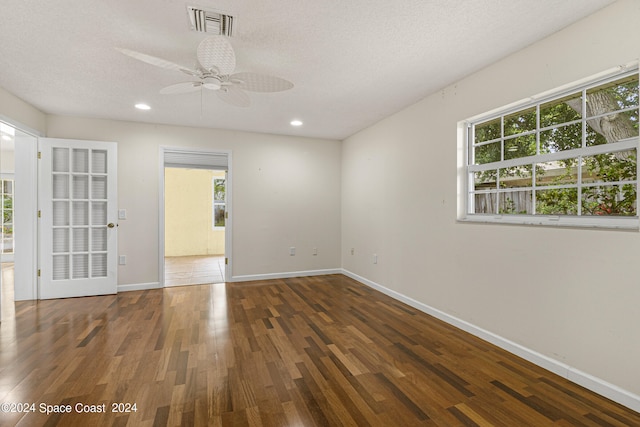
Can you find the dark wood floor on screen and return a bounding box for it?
[0,274,639,426]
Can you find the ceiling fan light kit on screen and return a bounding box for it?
[202,76,222,90]
[117,35,293,107]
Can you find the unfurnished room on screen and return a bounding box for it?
[1,1,640,426]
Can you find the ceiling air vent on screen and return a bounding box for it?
[187,6,234,36]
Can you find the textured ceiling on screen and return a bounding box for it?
[0,0,615,140]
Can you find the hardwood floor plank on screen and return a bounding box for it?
[1,274,639,426]
[451,403,494,427]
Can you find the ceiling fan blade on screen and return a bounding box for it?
[216,86,250,108]
[160,82,202,94]
[230,72,294,93]
[197,36,236,75]
[116,47,196,74]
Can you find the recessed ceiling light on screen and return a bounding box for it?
[290,120,303,127]
[135,103,151,110]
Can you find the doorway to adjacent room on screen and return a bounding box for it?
[164,167,226,286]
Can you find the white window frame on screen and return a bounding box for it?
[212,176,226,230]
[459,65,640,230]
[0,176,15,256]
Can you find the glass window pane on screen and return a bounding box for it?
[540,123,582,153]
[473,170,497,190]
[92,228,107,251]
[586,75,639,117]
[504,107,536,136]
[540,93,582,128]
[504,134,536,160]
[582,150,636,184]
[53,255,70,280]
[72,149,89,173]
[72,175,89,199]
[72,254,89,279]
[499,191,532,214]
[1,237,13,254]
[474,141,501,164]
[535,188,578,215]
[52,148,69,172]
[2,195,12,224]
[91,176,107,199]
[586,109,638,146]
[535,160,579,186]
[72,201,89,226]
[473,193,497,214]
[499,166,532,189]
[92,254,107,278]
[214,179,225,202]
[91,202,107,225]
[582,184,636,216]
[53,175,69,199]
[72,228,89,252]
[214,205,225,227]
[53,228,69,253]
[53,201,70,226]
[92,150,107,174]
[474,118,501,144]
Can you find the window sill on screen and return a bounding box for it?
[458,214,639,231]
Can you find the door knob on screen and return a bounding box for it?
[107,223,115,228]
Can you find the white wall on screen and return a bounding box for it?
[342,0,640,403]
[45,116,342,285]
[0,86,46,134]
[164,168,226,257]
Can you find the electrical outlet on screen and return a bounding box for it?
[313,247,318,256]
[289,247,296,256]
[373,254,378,264]
[350,248,354,255]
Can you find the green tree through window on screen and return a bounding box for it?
[468,70,639,226]
[213,178,226,228]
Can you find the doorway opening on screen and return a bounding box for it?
[1,122,15,317]
[159,148,230,287]
[164,167,226,286]
[0,120,38,308]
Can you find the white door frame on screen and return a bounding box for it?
[158,147,232,286]
[1,117,39,303]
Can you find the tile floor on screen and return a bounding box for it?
[164,255,225,287]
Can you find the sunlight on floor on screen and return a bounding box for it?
[164,255,225,287]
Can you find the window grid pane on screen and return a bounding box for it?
[468,70,639,222]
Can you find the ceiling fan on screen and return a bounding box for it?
[116,36,293,107]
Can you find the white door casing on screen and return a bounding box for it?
[39,138,117,299]
[159,147,232,285]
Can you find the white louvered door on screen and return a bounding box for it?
[39,138,117,299]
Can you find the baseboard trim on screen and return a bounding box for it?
[341,269,640,413]
[118,282,161,292]
[231,268,342,283]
